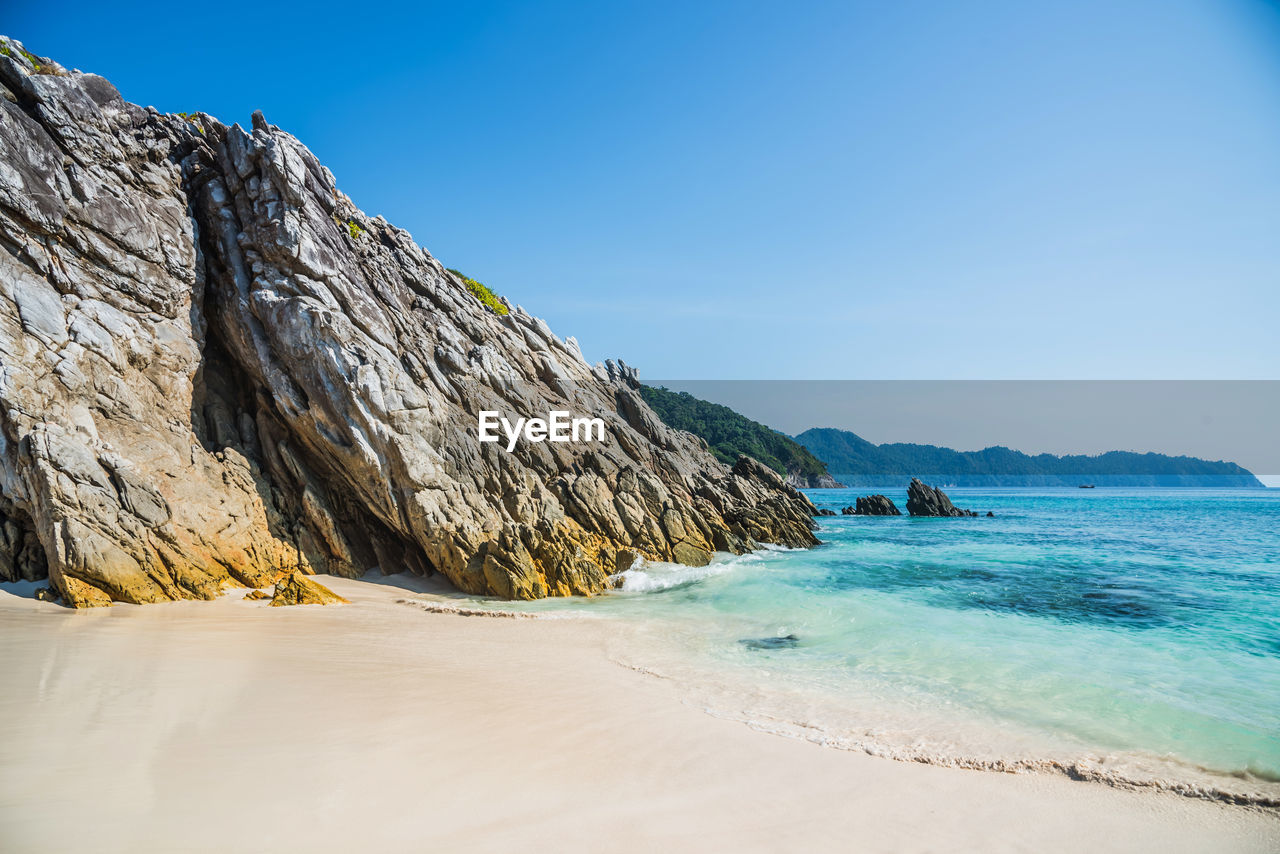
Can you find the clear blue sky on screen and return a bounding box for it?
[11,1,1280,379]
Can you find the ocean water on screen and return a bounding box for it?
[447,488,1280,800]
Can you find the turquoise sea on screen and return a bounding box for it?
[456,488,1280,800]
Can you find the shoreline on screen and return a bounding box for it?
[401,588,1280,811]
[2,576,1277,853]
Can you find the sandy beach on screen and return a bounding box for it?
[1,576,1276,853]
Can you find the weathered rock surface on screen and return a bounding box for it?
[853,495,901,516]
[905,479,976,517]
[785,472,846,489]
[813,508,836,517]
[0,37,818,605]
[269,571,347,606]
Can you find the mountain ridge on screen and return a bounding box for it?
[640,385,843,489]
[795,427,1264,488]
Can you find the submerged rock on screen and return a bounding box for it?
[0,37,818,606]
[269,572,348,606]
[739,634,800,650]
[853,495,901,516]
[905,479,977,517]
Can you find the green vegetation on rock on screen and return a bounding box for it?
[347,219,365,240]
[0,39,62,75]
[446,268,509,316]
[641,385,831,482]
[175,112,205,134]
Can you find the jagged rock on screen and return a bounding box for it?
[853,495,901,516]
[840,506,855,515]
[905,479,977,517]
[269,571,348,606]
[243,589,270,601]
[813,508,837,517]
[0,37,818,606]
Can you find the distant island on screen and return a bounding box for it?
[638,386,1263,489]
[640,386,843,488]
[796,428,1264,488]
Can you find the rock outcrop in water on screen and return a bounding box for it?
[852,495,901,516]
[905,479,976,517]
[0,37,817,606]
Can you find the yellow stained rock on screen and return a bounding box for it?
[269,572,349,606]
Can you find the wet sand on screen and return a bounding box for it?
[1,576,1276,853]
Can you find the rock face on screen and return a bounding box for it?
[0,38,818,606]
[785,472,846,489]
[853,495,901,516]
[905,479,976,517]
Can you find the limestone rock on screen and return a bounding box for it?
[269,572,348,606]
[905,479,976,517]
[0,36,818,606]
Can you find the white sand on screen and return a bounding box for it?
[1,577,1276,853]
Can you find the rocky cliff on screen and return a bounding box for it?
[0,37,817,606]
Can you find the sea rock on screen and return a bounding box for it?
[853,495,901,516]
[0,37,818,606]
[905,479,977,517]
[813,508,837,517]
[739,634,799,650]
[269,571,348,606]
[840,506,855,515]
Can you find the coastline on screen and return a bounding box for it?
[2,576,1276,853]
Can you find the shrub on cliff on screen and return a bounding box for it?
[447,268,509,316]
